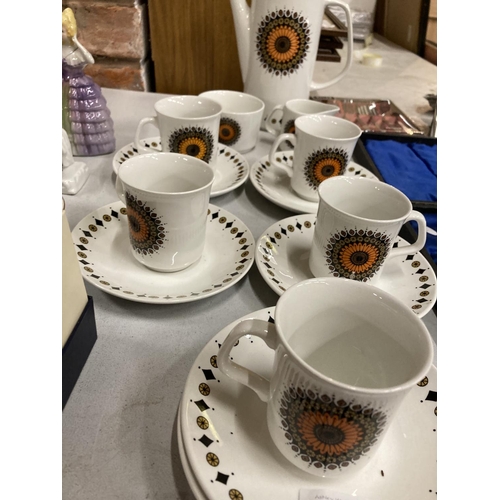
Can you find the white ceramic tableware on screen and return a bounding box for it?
[309,176,427,284]
[134,96,222,169]
[113,138,250,198]
[179,307,437,499]
[115,152,214,272]
[71,202,255,303]
[198,90,265,153]
[250,151,377,214]
[264,98,339,138]
[218,278,434,478]
[269,114,362,201]
[229,0,353,126]
[256,213,437,317]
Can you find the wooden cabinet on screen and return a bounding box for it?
[148,0,244,94]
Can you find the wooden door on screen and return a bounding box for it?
[149,0,244,94]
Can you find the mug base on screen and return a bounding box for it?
[135,253,202,273]
[293,188,319,202]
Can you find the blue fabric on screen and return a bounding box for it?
[363,138,437,264]
[363,139,437,202]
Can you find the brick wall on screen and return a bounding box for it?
[62,0,152,91]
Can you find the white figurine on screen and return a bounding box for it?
[62,129,89,194]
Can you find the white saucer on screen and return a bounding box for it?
[178,407,209,500]
[178,308,437,500]
[113,137,249,197]
[256,214,436,317]
[71,201,255,304]
[249,151,379,214]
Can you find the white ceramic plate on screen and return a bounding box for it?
[71,202,255,304]
[249,151,378,214]
[113,137,249,197]
[178,407,209,500]
[255,214,436,317]
[179,307,437,500]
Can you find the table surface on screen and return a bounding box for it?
[62,35,437,500]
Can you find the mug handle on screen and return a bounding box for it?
[264,104,284,136]
[310,1,353,90]
[218,319,278,403]
[269,133,296,178]
[391,210,427,258]
[134,116,159,154]
[115,175,127,206]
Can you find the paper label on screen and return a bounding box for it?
[299,490,368,500]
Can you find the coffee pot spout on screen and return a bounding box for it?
[229,0,251,81]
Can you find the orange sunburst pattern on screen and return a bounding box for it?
[304,147,349,189]
[339,242,380,273]
[296,412,363,456]
[325,228,391,281]
[256,10,310,76]
[219,117,241,146]
[125,192,166,255]
[168,126,215,164]
[266,26,300,63]
[279,386,386,471]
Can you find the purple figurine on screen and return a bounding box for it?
[62,8,115,156]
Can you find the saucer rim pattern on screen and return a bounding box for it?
[249,151,378,214]
[255,213,437,317]
[179,307,437,500]
[71,202,255,304]
[112,137,250,197]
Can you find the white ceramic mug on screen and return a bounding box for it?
[309,176,427,284]
[264,98,340,139]
[134,96,222,169]
[115,152,214,272]
[198,90,265,153]
[218,277,433,477]
[269,114,362,201]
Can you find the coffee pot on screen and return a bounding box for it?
[229,0,353,125]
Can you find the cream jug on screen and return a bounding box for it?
[229,0,353,125]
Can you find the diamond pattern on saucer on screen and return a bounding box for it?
[72,202,255,304]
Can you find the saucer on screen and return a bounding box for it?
[71,201,255,304]
[178,308,437,500]
[178,407,209,500]
[249,151,379,214]
[113,137,249,197]
[256,214,437,317]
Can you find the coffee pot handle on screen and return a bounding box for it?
[269,133,296,177]
[218,319,278,402]
[134,116,159,154]
[310,0,354,90]
[265,104,284,136]
[391,210,428,258]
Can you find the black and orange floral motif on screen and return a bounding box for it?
[304,148,350,189]
[219,117,241,146]
[325,228,391,281]
[279,386,386,470]
[168,126,215,164]
[256,10,310,76]
[125,192,166,255]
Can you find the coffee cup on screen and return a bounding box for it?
[265,98,340,140]
[115,152,214,272]
[198,90,265,153]
[309,176,427,284]
[134,95,222,169]
[218,277,433,477]
[269,114,362,201]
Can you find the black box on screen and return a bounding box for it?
[62,296,97,410]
